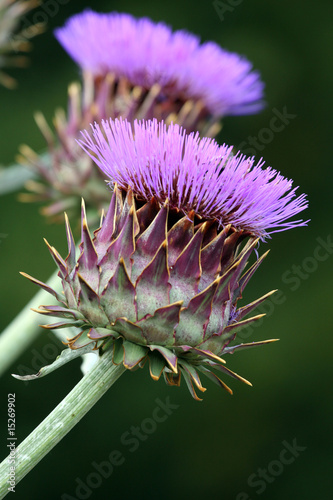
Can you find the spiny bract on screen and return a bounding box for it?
[24,185,277,400]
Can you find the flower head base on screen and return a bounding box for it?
[78,119,308,240]
[55,10,264,121]
[0,0,44,88]
[25,187,276,400]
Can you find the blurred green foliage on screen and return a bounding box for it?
[0,0,332,499]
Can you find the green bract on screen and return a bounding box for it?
[23,185,276,400]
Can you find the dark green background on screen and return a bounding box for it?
[0,0,332,499]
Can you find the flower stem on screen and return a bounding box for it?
[0,350,126,498]
[0,270,60,377]
[0,163,36,196]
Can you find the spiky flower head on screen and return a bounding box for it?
[20,9,264,221]
[55,10,264,123]
[0,0,44,88]
[23,119,308,400]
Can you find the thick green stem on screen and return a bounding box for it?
[0,270,61,377]
[0,350,126,498]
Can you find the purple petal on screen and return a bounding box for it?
[55,10,264,117]
[77,119,308,239]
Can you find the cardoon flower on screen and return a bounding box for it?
[55,10,264,125]
[22,119,308,400]
[20,9,264,220]
[0,0,43,88]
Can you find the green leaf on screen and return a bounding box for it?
[12,345,97,381]
[148,351,166,381]
[149,345,178,373]
[122,340,148,369]
[112,339,124,365]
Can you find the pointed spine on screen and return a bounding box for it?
[235,250,270,299]
[94,186,118,256]
[222,339,279,355]
[234,290,277,322]
[43,239,68,279]
[64,212,76,273]
[222,314,266,337]
[20,272,66,305]
[79,199,98,270]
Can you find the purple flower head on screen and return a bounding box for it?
[78,118,308,239]
[55,10,264,117]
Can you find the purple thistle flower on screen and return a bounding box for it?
[55,10,264,118]
[21,121,308,399]
[20,9,266,221]
[78,118,308,239]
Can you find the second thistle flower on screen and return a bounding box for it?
[19,9,265,221]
